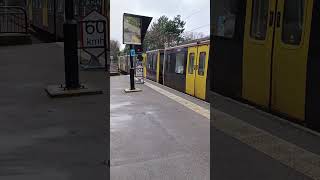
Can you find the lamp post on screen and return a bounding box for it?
[64,0,80,89]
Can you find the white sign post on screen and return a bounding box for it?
[135,60,144,84]
[80,10,108,69]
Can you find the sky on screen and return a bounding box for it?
[110,0,210,50]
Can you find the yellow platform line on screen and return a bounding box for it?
[146,82,320,179]
[145,82,210,119]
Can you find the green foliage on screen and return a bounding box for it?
[143,15,186,51]
[110,40,120,61]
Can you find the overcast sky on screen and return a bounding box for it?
[111,0,210,49]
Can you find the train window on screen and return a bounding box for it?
[175,52,185,74]
[282,0,304,45]
[152,53,157,70]
[147,54,152,69]
[250,0,269,40]
[188,53,195,74]
[198,52,206,76]
[166,54,170,72]
[212,0,238,38]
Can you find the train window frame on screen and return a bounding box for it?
[281,0,305,46]
[188,53,195,74]
[250,0,269,41]
[198,52,206,76]
[175,52,186,75]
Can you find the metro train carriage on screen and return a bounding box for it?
[146,49,164,84]
[164,40,210,101]
[211,0,320,130]
[28,0,107,40]
[119,39,210,101]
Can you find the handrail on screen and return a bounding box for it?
[0,6,28,34]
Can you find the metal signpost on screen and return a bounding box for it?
[80,10,108,70]
[123,13,152,93]
[45,0,103,97]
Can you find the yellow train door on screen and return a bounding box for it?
[243,0,313,120]
[243,0,276,107]
[195,45,209,100]
[143,54,147,78]
[271,0,313,120]
[186,46,197,96]
[43,0,48,27]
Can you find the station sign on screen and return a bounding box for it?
[130,49,136,57]
[80,10,107,57]
[123,13,152,45]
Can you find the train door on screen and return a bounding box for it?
[156,51,160,83]
[243,0,313,119]
[272,0,312,119]
[195,45,209,100]
[243,0,276,107]
[186,46,197,96]
[43,0,48,28]
[143,54,147,78]
[159,52,164,84]
[28,0,33,21]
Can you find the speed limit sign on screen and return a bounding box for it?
[80,10,108,57]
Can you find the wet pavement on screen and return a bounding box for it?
[110,75,210,180]
[0,43,108,180]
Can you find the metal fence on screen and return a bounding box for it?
[0,6,28,34]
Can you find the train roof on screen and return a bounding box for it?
[146,49,165,54]
[165,39,210,51]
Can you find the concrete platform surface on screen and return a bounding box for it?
[110,75,210,180]
[45,84,103,98]
[0,43,108,180]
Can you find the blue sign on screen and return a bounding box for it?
[130,49,136,57]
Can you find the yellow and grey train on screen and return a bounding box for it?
[27,0,108,40]
[211,0,320,130]
[119,39,210,101]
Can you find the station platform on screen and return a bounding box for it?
[111,75,320,180]
[0,43,107,180]
[1,41,320,180]
[110,75,210,179]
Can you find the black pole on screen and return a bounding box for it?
[64,0,80,89]
[129,44,135,90]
